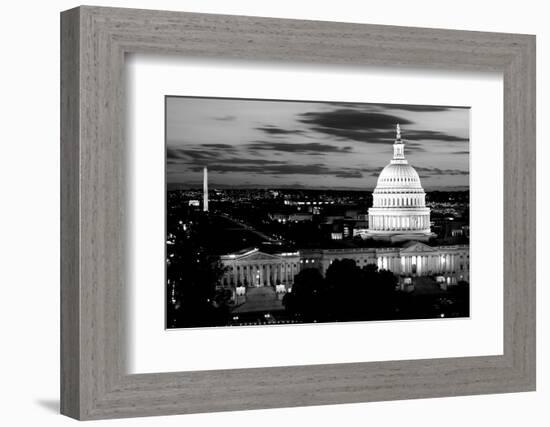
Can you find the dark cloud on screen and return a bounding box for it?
[167,144,238,163]
[308,127,395,144]
[335,170,363,178]
[322,102,464,113]
[390,105,459,112]
[167,142,369,179]
[174,158,370,179]
[307,126,466,145]
[256,125,304,136]
[189,162,364,178]
[246,141,353,155]
[299,109,412,131]
[167,147,218,162]
[408,131,468,142]
[201,143,238,150]
[217,158,285,165]
[415,166,469,176]
[297,109,468,145]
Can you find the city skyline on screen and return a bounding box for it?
[166,96,470,190]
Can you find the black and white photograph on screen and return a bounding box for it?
[166,96,470,329]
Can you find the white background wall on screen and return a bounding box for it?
[0,0,546,425]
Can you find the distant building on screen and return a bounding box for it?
[367,124,435,242]
[300,242,469,286]
[220,248,300,288]
[220,241,469,292]
[289,212,313,222]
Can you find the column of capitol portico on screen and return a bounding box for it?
[452,254,456,273]
[286,263,292,283]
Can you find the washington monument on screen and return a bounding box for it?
[203,166,209,212]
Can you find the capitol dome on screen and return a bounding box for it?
[376,163,422,189]
[366,124,434,242]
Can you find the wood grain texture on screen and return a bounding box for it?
[60,7,80,419]
[60,6,536,420]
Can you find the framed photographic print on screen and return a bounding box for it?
[165,96,471,330]
[61,6,536,420]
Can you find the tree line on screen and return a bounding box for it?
[283,260,398,323]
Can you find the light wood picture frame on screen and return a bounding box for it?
[60,5,536,420]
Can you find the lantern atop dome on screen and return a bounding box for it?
[392,124,406,162]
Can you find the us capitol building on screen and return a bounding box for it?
[367,124,435,242]
[219,125,469,293]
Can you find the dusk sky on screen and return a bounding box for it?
[166,97,469,190]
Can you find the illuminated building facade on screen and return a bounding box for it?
[299,242,469,286]
[220,248,300,291]
[220,242,468,292]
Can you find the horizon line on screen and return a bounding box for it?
[167,185,469,192]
